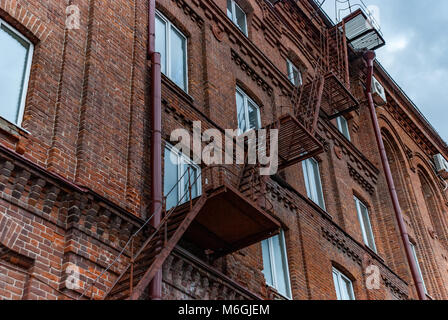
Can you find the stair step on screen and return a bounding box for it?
[104,195,208,300]
[117,266,152,287]
[136,246,162,263]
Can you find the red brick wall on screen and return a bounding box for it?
[0,0,447,300]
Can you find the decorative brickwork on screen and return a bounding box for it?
[0,0,447,300]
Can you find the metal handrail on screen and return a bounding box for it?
[79,161,274,299]
[78,164,201,299]
[209,164,274,213]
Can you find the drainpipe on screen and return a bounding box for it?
[363,51,426,300]
[148,0,162,300]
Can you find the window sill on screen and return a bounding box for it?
[0,116,30,155]
[266,285,292,300]
[161,73,194,105]
[363,244,385,263]
[0,116,29,138]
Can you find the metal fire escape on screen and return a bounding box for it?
[259,1,380,175]
[80,164,280,300]
[79,0,386,301]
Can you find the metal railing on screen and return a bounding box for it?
[78,163,272,299]
[206,164,274,213]
[78,165,202,300]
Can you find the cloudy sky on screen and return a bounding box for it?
[319,0,448,143]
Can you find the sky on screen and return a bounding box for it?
[319,0,448,143]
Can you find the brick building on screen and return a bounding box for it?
[0,0,447,300]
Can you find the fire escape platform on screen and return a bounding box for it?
[183,184,281,257]
[267,114,324,169]
[342,9,385,51]
[323,72,359,119]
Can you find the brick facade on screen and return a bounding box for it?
[0,0,447,300]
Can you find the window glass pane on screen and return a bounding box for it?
[247,100,260,130]
[155,15,167,75]
[170,27,186,90]
[303,159,325,209]
[287,61,301,86]
[226,0,233,20]
[182,162,200,201]
[356,198,376,252]
[302,160,312,199]
[261,240,273,286]
[411,243,427,294]
[164,148,179,209]
[337,116,351,140]
[236,90,247,133]
[311,160,325,208]
[234,3,247,35]
[292,68,301,86]
[333,269,355,300]
[271,235,289,297]
[333,271,342,300]
[341,276,354,300]
[0,24,30,124]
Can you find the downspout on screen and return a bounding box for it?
[148,0,162,300]
[363,51,426,300]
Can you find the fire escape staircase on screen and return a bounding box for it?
[105,194,208,300]
[79,163,281,300]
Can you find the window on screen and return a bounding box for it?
[332,268,355,300]
[164,145,202,209]
[155,11,188,91]
[286,59,302,87]
[227,0,248,35]
[410,242,428,294]
[354,197,377,252]
[261,231,292,299]
[302,158,325,209]
[0,18,33,126]
[337,116,351,141]
[235,87,261,134]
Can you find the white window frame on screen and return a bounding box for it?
[155,11,188,92]
[286,59,302,87]
[0,18,34,127]
[235,86,261,134]
[332,267,355,300]
[164,144,202,208]
[226,0,248,36]
[410,242,428,294]
[262,230,292,299]
[336,116,351,141]
[354,196,377,252]
[302,158,326,210]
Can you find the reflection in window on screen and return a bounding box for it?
[337,116,351,141]
[287,59,302,87]
[227,0,248,35]
[0,18,33,126]
[155,11,188,91]
[354,196,377,252]
[235,87,261,134]
[302,158,325,209]
[164,145,201,209]
[262,231,292,298]
[332,268,355,300]
[410,242,428,294]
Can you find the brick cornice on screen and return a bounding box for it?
[185,0,297,95]
[0,144,150,256]
[318,120,379,185]
[230,49,273,96]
